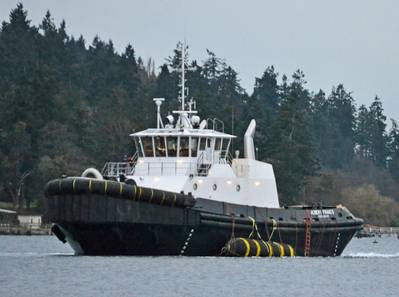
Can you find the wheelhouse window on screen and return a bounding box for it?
[134,137,143,157]
[142,137,154,157]
[207,138,212,148]
[221,138,231,158]
[167,137,178,157]
[154,136,167,157]
[222,138,230,152]
[199,138,206,151]
[215,138,222,151]
[190,137,198,157]
[179,137,189,157]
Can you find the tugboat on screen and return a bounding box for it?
[45,44,363,256]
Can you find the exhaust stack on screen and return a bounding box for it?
[244,119,256,159]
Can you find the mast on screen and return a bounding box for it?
[173,41,197,128]
[181,42,186,111]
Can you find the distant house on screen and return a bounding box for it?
[0,208,17,225]
[17,214,42,229]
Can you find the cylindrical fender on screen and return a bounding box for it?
[223,238,294,257]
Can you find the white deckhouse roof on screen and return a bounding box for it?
[130,128,236,139]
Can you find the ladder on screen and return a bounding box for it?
[304,210,312,256]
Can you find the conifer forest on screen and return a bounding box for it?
[1,5,399,226]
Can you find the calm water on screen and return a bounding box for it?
[0,235,398,297]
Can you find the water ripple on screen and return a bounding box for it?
[344,252,399,258]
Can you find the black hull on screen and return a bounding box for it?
[45,178,363,256]
[53,221,359,257]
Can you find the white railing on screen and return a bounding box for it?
[102,152,232,178]
[102,153,138,177]
[102,162,135,177]
[135,161,199,176]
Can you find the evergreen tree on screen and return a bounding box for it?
[388,119,399,179]
[269,70,318,204]
[324,84,356,168]
[155,64,178,112]
[368,96,388,167]
[1,4,398,220]
[309,90,331,167]
[248,66,280,160]
[354,97,388,167]
[355,104,372,158]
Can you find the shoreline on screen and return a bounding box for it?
[0,224,52,236]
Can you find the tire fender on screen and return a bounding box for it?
[81,168,103,180]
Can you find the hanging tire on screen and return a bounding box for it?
[81,168,103,180]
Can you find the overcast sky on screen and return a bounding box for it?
[1,0,399,121]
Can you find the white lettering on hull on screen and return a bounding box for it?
[311,209,335,218]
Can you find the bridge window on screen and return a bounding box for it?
[221,139,230,158]
[215,138,222,151]
[222,139,230,152]
[154,136,167,157]
[167,137,178,157]
[207,138,212,148]
[142,137,154,157]
[134,137,143,157]
[179,137,189,157]
[191,137,198,157]
[199,138,206,151]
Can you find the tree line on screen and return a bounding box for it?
[1,4,398,225]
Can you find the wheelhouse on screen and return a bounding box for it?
[131,129,234,161]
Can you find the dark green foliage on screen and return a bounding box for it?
[368,97,388,167]
[248,66,280,160]
[0,5,150,209]
[324,85,356,168]
[356,104,372,158]
[355,97,388,167]
[1,5,399,221]
[388,120,399,180]
[265,71,318,204]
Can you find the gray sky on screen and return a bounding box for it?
[2,0,399,121]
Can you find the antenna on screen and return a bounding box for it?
[153,98,165,128]
[181,42,186,111]
[173,41,197,128]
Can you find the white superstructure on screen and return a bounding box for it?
[101,44,279,208]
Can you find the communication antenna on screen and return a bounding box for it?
[181,42,186,111]
[153,98,165,128]
[173,41,197,128]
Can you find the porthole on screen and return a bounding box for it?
[193,183,198,191]
[213,184,217,191]
[236,185,241,192]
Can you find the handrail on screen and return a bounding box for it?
[213,118,224,133]
[102,162,135,177]
[206,118,214,130]
[196,152,211,176]
[103,152,232,178]
[102,152,138,177]
[205,118,225,133]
